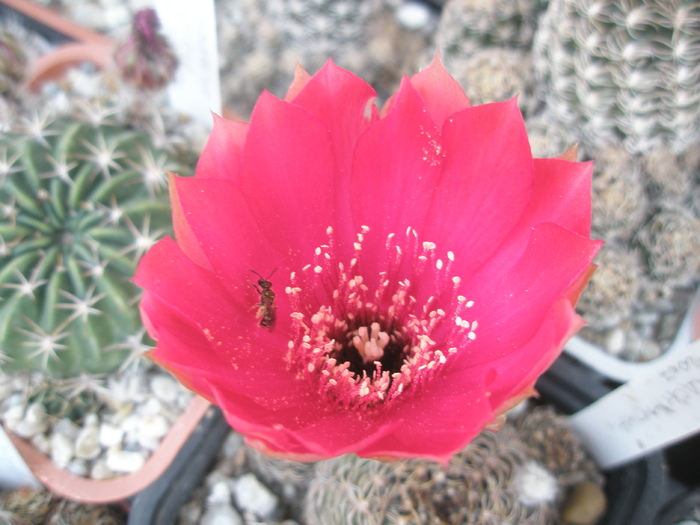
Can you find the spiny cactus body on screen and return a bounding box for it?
[576,243,644,328]
[638,204,700,287]
[0,112,174,377]
[437,0,547,54]
[305,406,601,525]
[533,0,700,155]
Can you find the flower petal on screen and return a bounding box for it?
[241,92,338,257]
[349,77,444,257]
[424,98,534,281]
[289,60,378,247]
[460,223,602,365]
[196,113,249,181]
[409,53,471,129]
[284,62,312,101]
[170,175,286,299]
[168,172,212,271]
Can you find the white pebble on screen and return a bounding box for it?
[396,1,433,30]
[90,458,114,480]
[200,503,243,525]
[201,482,243,525]
[150,375,179,404]
[30,433,51,455]
[605,329,626,356]
[75,424,101,460]
[233,473,279,520]
[511,461,559,506]
[99,423,125,448]
[2,404,24,429]
[106,449,146,473]
[50,432,75,469]
[53,418,80,440]
[14,403,49,439]
[67,458,89,477]
[140,397,164,417]
[141,415,169,440]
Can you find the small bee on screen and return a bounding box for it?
[249,268,278,330]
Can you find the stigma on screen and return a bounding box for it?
[286,226,478,410]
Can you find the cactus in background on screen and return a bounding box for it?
[576,242,644,328]
[0,111,175,377]
[437,0,547,117]
[437,0,547,54]
[638,204,700,287]
[533,0,700,155]
[305,406,600,525]
[590,144,647,241]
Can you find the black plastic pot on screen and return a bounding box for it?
[655,487,700,525]
[128,404,230,525]
[536,353,668,525]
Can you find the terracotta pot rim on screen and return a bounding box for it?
[5,395,212,504]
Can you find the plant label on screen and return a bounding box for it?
[0,427,41,490]
[569,339,700,469]
[154,0,222,128]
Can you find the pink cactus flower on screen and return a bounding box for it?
[135,56,602,464]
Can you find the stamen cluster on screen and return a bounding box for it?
[286,226,478,410]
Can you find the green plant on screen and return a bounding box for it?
[0,111,175,377]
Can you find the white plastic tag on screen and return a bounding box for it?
[568,339,700,469]
[0,427,41,489]
[154,0,222,128]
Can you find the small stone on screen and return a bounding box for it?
[14,403,49,439]
[67,458,89,477]
[140,397,164,417]
[2,404,23,428]
[200,503,243,525]
[396,1,433,31]
[99,423,125,448]
[605,329,626,356]
[561,481,607,525]
[233,473,279,520]
[90,458,114,480]
[106,449,146,473]
[150,375,179,403]
[50,432,74,469]
[53,418,80,440]
[201,482,243,525]
[140,414,169,441]
[75,423,101,460]
[30,433,51,455]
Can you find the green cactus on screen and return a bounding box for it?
[533,0,700,155]
[0,111,174,378]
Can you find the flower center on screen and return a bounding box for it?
[286,226,478,410]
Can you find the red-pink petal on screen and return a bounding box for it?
[409,53,471,129]
[196,113,249,181]
[348,76,444,272]
[289,60,378,246]
[168,172,212,272]
[240,91,338,256]
[460,224,602,365]
[424,99,534,281]
[283,62,312,102]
